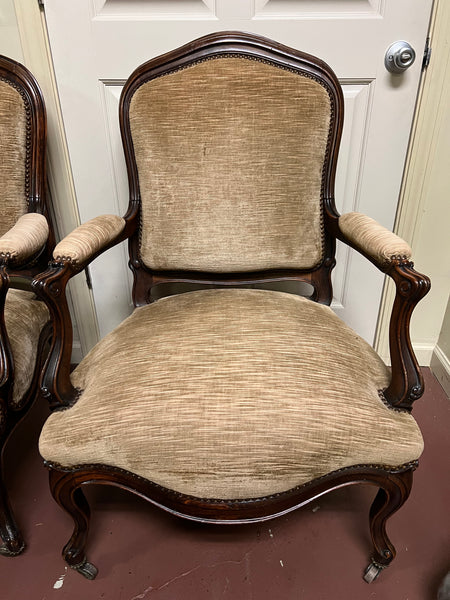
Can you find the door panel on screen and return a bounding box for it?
[44,0,433,343]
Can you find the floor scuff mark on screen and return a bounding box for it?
[131,551,254,598]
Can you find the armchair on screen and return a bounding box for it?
[0,55,54,555]
[33,32,430,583]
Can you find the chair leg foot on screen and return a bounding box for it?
[50,470,95,576]
[70,559,98,580]
[0,465,25,557]
[366,469,413,581]
[363,561,383,583]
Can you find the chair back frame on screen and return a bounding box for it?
[119,31,344,307]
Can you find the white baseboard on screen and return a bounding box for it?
[378,342,434,367]
[430,344,450,398]
[71,341,83,366]
[412,343,435,367]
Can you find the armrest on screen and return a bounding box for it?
[33,213,128,409]
[338,212,412,268]
[53,214,126,268]
[335,211,430,410]
[0,213,48,265]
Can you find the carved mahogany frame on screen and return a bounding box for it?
[32,32,429,581]
[45,460,415,581]
[0,55,55,555]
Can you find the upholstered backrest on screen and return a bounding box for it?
[127,53,333,273]
[0,78,28,236]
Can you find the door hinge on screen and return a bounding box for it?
[422,37,431,71]
[85,267,92,290]
[37,0,44,8]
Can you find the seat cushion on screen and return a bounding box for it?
[39,289,423,499]
[6,289,49,408]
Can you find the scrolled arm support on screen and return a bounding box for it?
[32,214,134,410]
[0,264,13,397]
[32,260,80,410]
[383,259,431,410]
[332,212,431,410]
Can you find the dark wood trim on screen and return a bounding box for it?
[383,260,431,409]
[33,262,79,409]
[47,460,416,578]
[0,266,13,398]
[133,267,335,306]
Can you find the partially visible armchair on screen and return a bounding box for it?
[0,55,54,555]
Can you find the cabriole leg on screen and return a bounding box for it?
[0,460,24,556]
[50,469,98,579]
[364,469,413,583]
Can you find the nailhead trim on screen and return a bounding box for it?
[129,52,337,269]
[377,389,410,413]
[45,460,418,505]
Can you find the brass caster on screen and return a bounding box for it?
[363,562,383,583]
[70,559,98,580]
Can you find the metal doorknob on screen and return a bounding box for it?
[385,41,416,74]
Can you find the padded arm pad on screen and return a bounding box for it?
[0,213,49,263]
[339,212,412,265]
[53,215,126,265]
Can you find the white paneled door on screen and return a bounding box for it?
[43,0,433,344]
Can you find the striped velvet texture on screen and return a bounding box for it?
[5,290,49,409]
[0,79,28,236]
[39,289,423,500]
[53,215,126,265]
[129,57,332,272]
[0,214,48,263]
[339,212,412,264]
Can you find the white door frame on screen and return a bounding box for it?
[14,0,444,364]
[13,0,99,360]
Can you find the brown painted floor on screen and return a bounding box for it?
[1,369,449,600]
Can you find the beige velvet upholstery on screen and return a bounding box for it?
[0,80,28,236]
[339,212,412,264]
[53,215,126,265]
[5,290,49,408]
[39,289,423,500]
[0,213,49,263]
[129,57,331,272]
